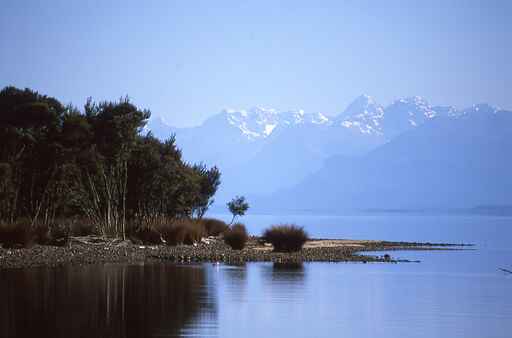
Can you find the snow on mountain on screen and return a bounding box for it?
[146,95,462,143]
[144,115,175,139]
[381,96,439,136]
[146,96,498,145]
[266,106,512,212]
[335,94,385,135]
[331,95,461,138]
[143,96,506,205]
[213,106,331,140]
[465,103,498,115]
[431,105,460,118]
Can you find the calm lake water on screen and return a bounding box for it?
[1,214,511,338]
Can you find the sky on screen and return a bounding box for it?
[1,0,511,127]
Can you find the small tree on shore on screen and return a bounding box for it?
[227,196,249,224]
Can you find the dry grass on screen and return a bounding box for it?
[158,218,206,246]
[0,219,72,248]
[199,218,228,236]
[224,223,248,250]
[262,224,309,252]
[0,220,34,248]
[68,218,95,237]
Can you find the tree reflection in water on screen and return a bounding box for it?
[0,263,216,338]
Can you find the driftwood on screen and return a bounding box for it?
[69,236,123,246]
[499,268,512,274]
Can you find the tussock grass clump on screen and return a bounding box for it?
[127,215,167,244]
[47,223,70,246]
[129,217,208,245]
[0,220,71,248]
[68,218,95,237]
[199,218,228,236]
[224,223,248,250]
[0,221,34,248]
[33,224,51,245]
[160,218,206,246]
[262,225,309,252]
[33,223,67,246]
[132,226,163,244]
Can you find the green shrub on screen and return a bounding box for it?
[262,225,309,252]
[200,218,228,236]
[227,196,249,224]
[224,223,248,250]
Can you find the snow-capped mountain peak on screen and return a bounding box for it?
[391,96,436,118]
[379,96,440,137]
[336,94,385,135]
[143,114,175,138]
[220,107,330,140]
[145,96,503,144]
[343,94,380,115]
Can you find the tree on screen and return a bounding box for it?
[81,97,150,239]
[191,164,221,219]
[0,86,66,225]
[0,86,223,240]
[227,196,249,224]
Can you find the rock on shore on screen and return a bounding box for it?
[0,236,464,269]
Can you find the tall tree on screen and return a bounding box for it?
[82,97,150,238]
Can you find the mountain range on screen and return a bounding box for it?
[146,96,512,211]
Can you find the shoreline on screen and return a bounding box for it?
[0,236,471,270]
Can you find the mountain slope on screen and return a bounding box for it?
[145,96,501,203]
[266,106,512,211]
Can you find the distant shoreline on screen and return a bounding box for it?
[0,237,470,270]
[208,205,512,217]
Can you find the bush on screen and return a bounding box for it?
[199,218,228,236]
[47,223,70,247]
[32,222,70,247]
[0,221,34,248]
[0,220,72,248]
[34,224,51,245]
[159,218,205,246]
[224,223,248,250]
[127,215,168,244]
[69,218,95,237]
[262,225,309,252]
[128,217,207,245]
[132,226,163,245]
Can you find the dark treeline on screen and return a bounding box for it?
[0,86,220,239]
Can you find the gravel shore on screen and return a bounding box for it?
[0,236,468,269]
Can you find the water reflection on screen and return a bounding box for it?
[272,262,305,282]
[222,263,248,283]
[2,213,512,338]
[260,263,308,304]
[0,263,216,338]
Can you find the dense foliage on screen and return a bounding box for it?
[227,195,249,224]
[0,86,221,239]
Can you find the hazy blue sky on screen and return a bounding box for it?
[1,0,510,126]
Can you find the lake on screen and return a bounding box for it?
[1,213,511,338]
